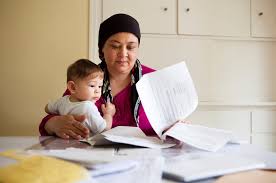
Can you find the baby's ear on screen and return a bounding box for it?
[67,81,76,94]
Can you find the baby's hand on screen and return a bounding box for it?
[101,102,116,116]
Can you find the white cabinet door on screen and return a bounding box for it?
[251,0,276,38]
[252,111,276,151]
[178,0,250,37]
[252,111,276,133]
[186,111,251,142]
[252,134,276,152]
[102,0,177,34]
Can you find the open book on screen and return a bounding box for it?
[84,126,176,149]
[83,62,234,151]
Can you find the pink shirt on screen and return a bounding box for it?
[39,64,156,136]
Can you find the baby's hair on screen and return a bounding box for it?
[67,59,103,82]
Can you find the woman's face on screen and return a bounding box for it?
[102,32,139,76]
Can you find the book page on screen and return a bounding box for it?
[163,123,234,152]
[136,62,198,137]
[84,126,176,149]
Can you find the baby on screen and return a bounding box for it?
[45,59,115,136]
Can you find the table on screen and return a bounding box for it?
[0,136,275,183]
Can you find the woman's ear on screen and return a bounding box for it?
[67,81,76,94]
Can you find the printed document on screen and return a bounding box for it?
[136,61,234,151]
[27,148,138,177]
[84,126,176,149]
[162,123,234,152]
[84,62,235,152]
[163,153,265,182]
[136,61,198,137]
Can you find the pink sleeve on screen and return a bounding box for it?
[137,104,157,136]
[142,64,155,74]
[39,114,57,135]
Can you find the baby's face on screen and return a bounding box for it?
[74,75,103,103]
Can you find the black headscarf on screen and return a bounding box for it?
[98,13,141,60]
[98,14,142,127]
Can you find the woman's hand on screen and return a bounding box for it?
[45,115,90,140]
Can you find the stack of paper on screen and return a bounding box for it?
[162,123,234,152]
[85,124,234,152]
[136,61,198,138]
[163,154,265,182]
[0,150,94,183]
[84,62,235,152]
[27,148,138,177]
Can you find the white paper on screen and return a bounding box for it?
[163,123,234,152]
[28,148,115,164]
[27,148,139,178]
[84,62,235,152]
[90,160,138,177]
[136,61,198,138]
[220,143,276,170]
[85,126,176,149]
[164,153,265,182]
[136,61,237,152]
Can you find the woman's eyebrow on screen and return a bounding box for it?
[109,40,138,44]
[109,40,120,43]
[128,42,138,44]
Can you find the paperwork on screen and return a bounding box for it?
[136,61,236,151]
[162,123,234,152]
[85,62,234,151]
[136,61,198,138]
[163,153,266,182]
[84,124,234,152]
[27,148,138,178]
[83,126,176,149]
[89,160,138,177]
[0,150,93,183]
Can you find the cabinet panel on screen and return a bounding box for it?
[252,111,276,133]
[178,0,250,36]
[102,0,177,34]
[186,111,251,142]
[251,111,276,151]
[252,134,276,152]
[140,36,276,102]
[251,0,276,38]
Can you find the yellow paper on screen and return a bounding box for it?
[0,149,30,161]
[0,151,90,183]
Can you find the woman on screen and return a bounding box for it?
[39,13,156,139]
